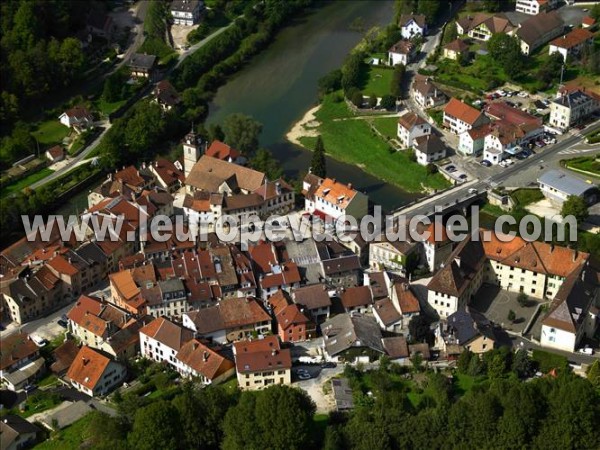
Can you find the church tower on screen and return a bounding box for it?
[183,128,201,178]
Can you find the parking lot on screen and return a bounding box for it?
[293,363,344,413]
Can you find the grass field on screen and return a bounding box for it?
[34,413,93,449]
[510,188,544,207]
[371,117,399,140]
[360,65,394,97]
[95,98,127,115]
[300,93,449,192]
[565,155,600,177]
[32,121,70,146]
[0,167,54,196]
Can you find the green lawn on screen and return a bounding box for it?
[301,93,449,193]
[0,391,63,419]
[510,188,544,207]
[360,65,394,97]
[371,117,399,140]
[95,98,127,115]
[564,155,600,177]
[34,413,93,449]
[32,121,70,146]
[220,377,239,395]
[0,167,54,196]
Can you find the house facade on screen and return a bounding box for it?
[399,14,427,39]
[67,346,126,397]
[388,39,415,66]
[443,98,490,135]
[549,28,594,62]
[397,112,431,148]
[171,0,203,26]
[549,89,600,130]
[233,336,292,390]
[414,134,447,165]
[538,169,598,207]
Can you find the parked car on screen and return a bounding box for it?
[535,140,546,148]
[517,91,528,98]
[321,362,337,369]
[578,346,594,355]
[468,188,478,194]
[24,384,37,394]
[296,369,311,380]
[30,334,48,347]
[445,165,456,172]
[481,160,492,167]
[516,152,527,160]
[458,174,468,180]
[57,319,68,328]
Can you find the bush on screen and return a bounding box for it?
[380,94,396,111]
[426,163,438,175]
[350,90,364,108]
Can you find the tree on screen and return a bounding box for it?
[590,3,600,21]
[129,401,180,450]
[537,52,563,86]
[85,411,127,450]
[442,22,458,45]
[508,309,516,322]
[408,315,433,344]
[208,123,225,142]
[251,148,283,179]
[390,63,405,98]
[587,360,600,389]
[223,386,316,450]
[380,94,396,111]
[310,135,327,178]
[417,0,441,24]
[222,113,263,154]
[350,90,364,108]
[457,350,473,374]
[318,69,342,95]
[102,74,121,103]
[512,349,535,379]
[341,52,364,93]
[561,195,589,223]
[426,163,438,175]
[487,33,524,78]
[368,94,377,108]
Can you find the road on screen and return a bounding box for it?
[111,0,151,75]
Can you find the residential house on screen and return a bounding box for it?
[182,297,271,343]
[369,239,417,275]
[516,0,559,15]
[291,284,332,323]
[67,295,143,359]
[458,124,490,156]
[268,290,316,342]
[67,346,126,397]
[171,0,203,26]
[540,262,598,352]
[549,28,595,62]
[456,13,489,36]
[86,9,115,41]
[364,271,391,301]
[436,308,497,355]
[443,98,490,135]
[321,313,385,363]
[233,336,292,390]
[50,340,79,376]
[175,339,235,385]
[321,254,362,288]
[516,11,564,55]
[399,14,427,39]
[427,231,487,318]
[205,140,243,163]
[339,285,373,314]
[549,88,600,130]
[373,297,403,332]
[128,53,157,79]
[414,134,447,165]
[0,415,41,450]
[0,333,44,391]
[389,281,421,331]
[421,221,453,273]
[59,106,93,131]
[153,80,181,111]
[582,16,596,29]
[45,145,65,163]
[185,154,265,194]
[139,316,193,365]
[182,191,223,231]
[388,39,415,66]
[303,176,369,222]
[468,14,516,41]
[443,39,469,61]
[147,158,184,193]
[397,112,431,148]
[381,336,410,361]
[538,169,598,207]
[411,75,447,108]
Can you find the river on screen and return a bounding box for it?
[207,0,418,211]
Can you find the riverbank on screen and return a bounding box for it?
[286,105,321,146]
[287,92,449,193]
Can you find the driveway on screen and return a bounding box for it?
[293,364,344,413]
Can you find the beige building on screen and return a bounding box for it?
[549,89,600,131]
[233,336,292,390]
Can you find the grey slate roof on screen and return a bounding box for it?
[322,313,384,357]
[538,170,596,197]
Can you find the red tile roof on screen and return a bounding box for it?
[393,282,420,314]
[340,286,373,309]
[234,336,292,374]
[67,346,113,391]
[550,28,594,50]
[444,97,485,125]
[176,339,234,381]
[397,112,428,130]
[205,140,241,161]
[0,333,39,371]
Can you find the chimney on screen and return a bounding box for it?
[550,244,554,253]
[573,250,578,261]
[348,182,352,190]
[271,349,277,356]
[82,357,89,365]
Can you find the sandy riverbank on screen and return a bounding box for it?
[286,105,321,146]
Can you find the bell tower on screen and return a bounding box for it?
[183,128,201,178]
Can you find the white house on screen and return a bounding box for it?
[411,76,447,109]
[303,176,368,223]
[388,39,415,66]
[59,106,93,130]
[175,339,235,385]
[171,0,203,26]
[458,125,489,156]
[66,346,126,397]
[139,317,193,366]
[373,297,403,332]
[399,14,427,39]
[397,112,431,148]
[233,336,292,390]
[549,28,594,62]
[413,134,446,166]
[549,88,600,131]
[515,0,559,15]
[540,264,598,353]
[443,98,489,135]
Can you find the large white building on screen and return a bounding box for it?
[139,317,193,367]
[549,89,600,131]
[388,39,415,66]
[443,98,490,135]
[538,169,598,207]
[398,14,427,39]
[171,0,203,26]
[303,176,368,223]
[396,112,431,148]
[515,0,558,15]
